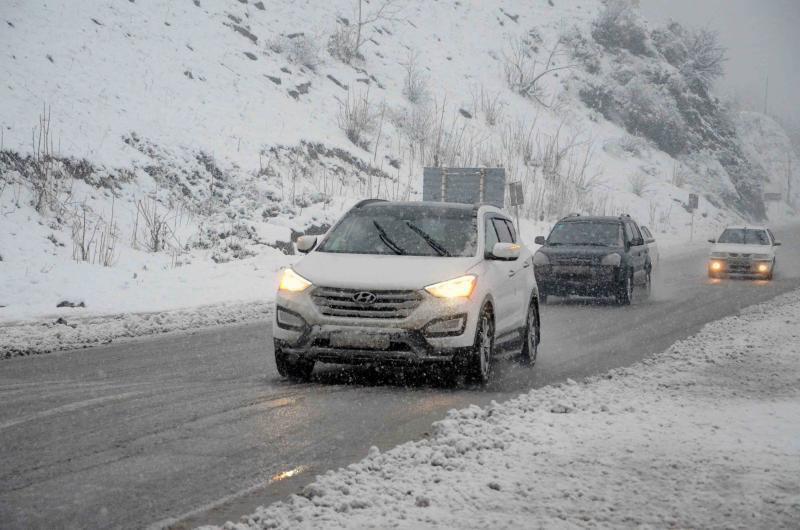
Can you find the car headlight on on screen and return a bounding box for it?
[709,260,724,271]
[532,252,550,266]
[710,252,728,258]
[278,268,312,292]
[425,275,477,298]
[601,253,621,266]
[757,262,770,273]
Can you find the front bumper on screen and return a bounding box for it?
[273,288,480,365]
[708,259,772,276]
[535,265,619,296]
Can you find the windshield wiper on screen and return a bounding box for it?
[404,221,451,256]
[373,221,406,255]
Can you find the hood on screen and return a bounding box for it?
[538,245,622,259]
[710,243,774,256]
[293,252,481,290]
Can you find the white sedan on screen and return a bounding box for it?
[707,226,781,279]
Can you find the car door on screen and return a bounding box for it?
[502,218,532,329]
[483,215,516,336]
[624,221,647,284]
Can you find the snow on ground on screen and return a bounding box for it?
[209,289,800,530]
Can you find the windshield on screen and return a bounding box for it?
[547,221,623,247]
[717,228,770,245]
[317,205,477,257]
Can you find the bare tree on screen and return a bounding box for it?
[31,104,55,213]
[401,49,429,104]
[681,27,726,89]
[503,35,574,106]
[337,87,377,148]
[330,0,402,63]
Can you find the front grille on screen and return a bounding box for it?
[311,287,423,319]
[728,253,751,258]
[554,257,595,266]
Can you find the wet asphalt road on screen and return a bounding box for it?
[2,228,800,529]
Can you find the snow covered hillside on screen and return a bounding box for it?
[207,287,800,530]
[1,0,797,331]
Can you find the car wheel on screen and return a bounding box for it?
[616,272,633,306]
[465,305,495,385]
[275,342,314,381]
[767,259,775,280]
[643,269,652,299]
[520,299,539,365]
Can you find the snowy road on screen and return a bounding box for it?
[2,228,800,529]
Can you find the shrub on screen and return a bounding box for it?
[337,89,377,149]
[592,0,652,56]
[617,79,689,155]
[401,50,429,104]
[327,23,358,64]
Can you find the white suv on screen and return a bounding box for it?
[273,200,541,384]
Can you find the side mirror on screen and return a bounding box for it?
[774,241,782,246]
[296,235,318,254]
[490,242,521,261]
[534,236,546,245]
[707,239,716,244]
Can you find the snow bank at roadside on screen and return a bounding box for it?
[0,301,271,358]
[212,290,800,529]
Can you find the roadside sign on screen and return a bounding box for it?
[422,167,506,207]
[508,181,524,206]
[763,192,782,202]
[688,193,699,210]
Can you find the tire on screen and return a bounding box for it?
[275,341,314,381]
[520,299,540,365]
[465,305,495,385]
[615,272,633,306]
[642,268,652,300]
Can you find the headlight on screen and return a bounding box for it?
[709,260,724,271]
[278,268,312,292]
[601,253,621,266]
[710,252,727,258]
[532,252,550,266]
[757,262,770,273]
[425,275,476,298]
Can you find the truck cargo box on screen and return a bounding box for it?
[422,167,506,208]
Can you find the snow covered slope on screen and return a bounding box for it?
[1,0,797,327]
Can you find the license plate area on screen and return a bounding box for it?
[556,265,593,276]
[329,332,391,350]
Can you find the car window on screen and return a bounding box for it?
[641,226,653,241]
[492,218,513,243]
[623,222,635,244]
[767,229,776,244]
[503,219,517,243]
[484,216,500,251]
[318,206,478,256]
[548,221,623,247]
[718,228,770,245]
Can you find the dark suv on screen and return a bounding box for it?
[532,214,652,305]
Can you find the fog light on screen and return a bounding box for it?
[424,314,467,337]
[757,263,770,273]
[276,307,306,330]
[710,260,723,272]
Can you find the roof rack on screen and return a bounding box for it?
[618,213,631,219]
[353,199,387,209]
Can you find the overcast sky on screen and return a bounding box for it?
[639,0,800,122]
